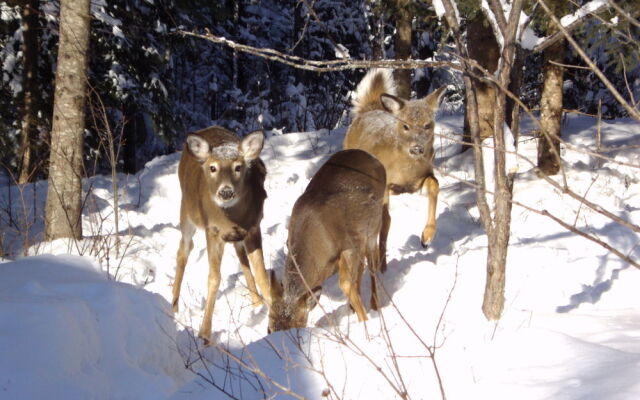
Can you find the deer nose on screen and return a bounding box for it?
[218,186,235,201]
[409,144,425,156]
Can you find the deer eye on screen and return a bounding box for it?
[403,124,410,131]
[209,165,217,173]
[234,164,242,173]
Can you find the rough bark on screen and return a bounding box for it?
[463,13,500,148]
[479,0,523,321]
[537,0,566,176]
[393,1,412,99]
[17,0,40,184]
[44,0,91,241]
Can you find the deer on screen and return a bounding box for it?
[343,68,446,251]
[172,125,271,343]
[268,149,388,333]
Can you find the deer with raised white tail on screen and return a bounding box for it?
[173,126,270,343]
[343,69,446,250]
[268,149,388,333]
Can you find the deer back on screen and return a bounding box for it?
[269,149,386,331]
[179,126,266,239]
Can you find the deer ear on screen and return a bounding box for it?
[186,134,210,162]
[380,93,405,114]
[424,86,447,113]
[241,130,264,161]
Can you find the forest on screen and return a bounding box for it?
[1,0,640,399]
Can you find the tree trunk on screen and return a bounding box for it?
[463,13,500,149]
[17,0,40,184]
[393,2,412,99]
[371,13,385,61]
[506,47,525,139]
[122,104,139,174]
[537,0,566,176]
[44,0,91,241]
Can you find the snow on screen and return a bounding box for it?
[560,0,609,29]
[1,114,640,399]
[0,255,187,399]
[432,0,460,23]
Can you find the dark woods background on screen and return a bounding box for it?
[1,0,638,181]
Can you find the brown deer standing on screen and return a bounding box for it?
[173,126,271,342]
[343,68,445,249]
[268,149,388,333]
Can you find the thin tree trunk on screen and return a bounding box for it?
[44,0,91,241]
[371,13,385,61]
[17,0,39,184]
[480,0,523,321]
[538,0,566,176]
[440,0,522,321]
[394,2,411,99]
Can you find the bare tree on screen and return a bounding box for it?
[537,0,567,176]
[17,0,40,184]
[393,0,413,99]
[44,0,91,241]
[441,0,524,320]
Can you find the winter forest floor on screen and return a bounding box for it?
[1,113,640,399]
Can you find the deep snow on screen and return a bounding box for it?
[1,113,639,399]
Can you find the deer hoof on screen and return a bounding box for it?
[198,333,212,347]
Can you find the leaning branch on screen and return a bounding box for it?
[178,29,459,72]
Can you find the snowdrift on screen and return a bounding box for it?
[1,114,640,399]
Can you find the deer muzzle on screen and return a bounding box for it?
[217,186,235,201]
[409,144,425,156]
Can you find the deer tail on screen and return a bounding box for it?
[351,69,397,117]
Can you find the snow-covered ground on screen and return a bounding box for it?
[1,114,639,399]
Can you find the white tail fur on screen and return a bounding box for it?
[351,68,397,116]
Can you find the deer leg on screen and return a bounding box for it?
[365,237,382,311]
[199,228,224,344]
[339,250,367,322]
[244,226,271,307]
[370,271,380,311]
[234,242,261,307]
[172,219,196,313]
[379,192,390,273]
[421,175,440,248]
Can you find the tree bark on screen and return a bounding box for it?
[44,0,91,241]
[463,13,500,148]
[537,0,566,176]
[370,13,385,61]
[479,0,523,321]
[393,1,412,99]
[17,0,40,184]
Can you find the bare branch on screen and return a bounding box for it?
[178,30,459,72]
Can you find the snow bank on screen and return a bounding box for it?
[0,255,188,399]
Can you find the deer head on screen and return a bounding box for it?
[185,130,264,208]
